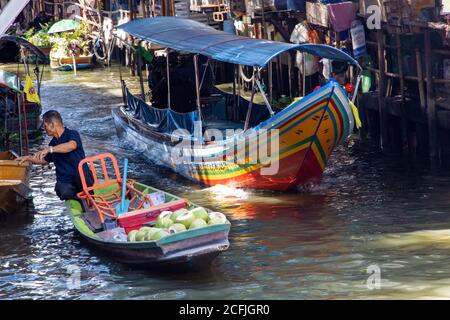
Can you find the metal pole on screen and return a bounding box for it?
[193,54,203,134]
[21,93,29,155]
[17,92,23,156]
[302,54,306,96]
[166,49,171,108]
[3,96,8,150]
[233,65,237,121]
[244,70,256,131]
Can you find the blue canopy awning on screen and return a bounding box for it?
[117,17,359,68]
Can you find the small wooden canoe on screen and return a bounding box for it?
[0,151,32,214]
[50,54,94,71]
[66,181,230,268]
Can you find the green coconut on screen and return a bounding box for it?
[175,210,196,228]
[155,217,174,229]
[150,229,170,241]
[142,227,161,240]
[189,218,208,229]
[139,226,154,233]
[207,212,227,225]
[170,208,189,222]
[168,223,187,234]
[156,211,172,225]
[127,230,138,242]
[135,229,147,241]
[190,207,209,222]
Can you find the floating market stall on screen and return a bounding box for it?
[47,19,95,72]
[66,153,230,268]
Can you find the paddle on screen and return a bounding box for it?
[116,158,130,215]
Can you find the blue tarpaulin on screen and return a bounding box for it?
[126,89,200,134]
[116,17,359,68]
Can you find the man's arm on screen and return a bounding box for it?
[16,154,48,165]
[17,140,77,164]
[35,140,77,161]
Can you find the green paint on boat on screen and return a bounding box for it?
[66,200,101,240]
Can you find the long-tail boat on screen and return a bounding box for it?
[0,151,31,214]
[112,17,361,191]
[49,53,94,71]
[67,153,230,268]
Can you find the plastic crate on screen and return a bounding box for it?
[117,198,189,234]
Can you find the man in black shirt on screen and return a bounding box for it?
[17,110,92,200]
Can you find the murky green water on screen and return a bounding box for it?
[2,64,450,299]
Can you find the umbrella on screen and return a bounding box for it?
[47,19,80,34]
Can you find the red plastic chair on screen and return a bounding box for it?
[77,153,154,225]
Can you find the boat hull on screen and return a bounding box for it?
[112,82,354,191]
[50,54,94,71]
[67,182,230,268]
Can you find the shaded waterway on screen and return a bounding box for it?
[2,64,450,299]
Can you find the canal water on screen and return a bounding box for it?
[2,64,450,299]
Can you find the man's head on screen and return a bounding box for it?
[42,110,63,137]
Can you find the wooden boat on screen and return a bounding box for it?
[66,153,230,267]
[112,17,361,191]
[0,151,32,214]
[49,53,94,71]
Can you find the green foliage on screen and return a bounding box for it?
[48,20,93,57]
[24,23,54,47]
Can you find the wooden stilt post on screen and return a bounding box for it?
[424,29,438,165]
[141,0,146,17]
[377,30,388,151]
[416,49,426,110]
[137,42,146,101]
[395,32,408,153]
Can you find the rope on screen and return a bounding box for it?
[239,64,254,83]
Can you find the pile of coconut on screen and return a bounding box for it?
[127,207,228,242]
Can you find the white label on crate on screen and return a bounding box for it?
[149,191,166,206]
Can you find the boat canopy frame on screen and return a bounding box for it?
[116,16,362,133]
